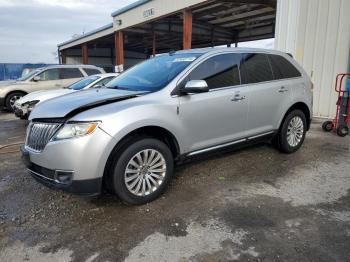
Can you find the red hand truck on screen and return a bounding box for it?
[322,73,350,137]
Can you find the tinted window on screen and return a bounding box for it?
[240,53,274,84]
[268,54,301,79]
[186,54,241,89]
[37,69,60,81]
[84,68,101,76]
[59,68,83,79]
[106,53,201,92]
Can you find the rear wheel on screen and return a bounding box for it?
[108,137,174,205]
[276,110,307,153]
[5,92,26,112]
[336,125,349,137]
[322,121,334,132]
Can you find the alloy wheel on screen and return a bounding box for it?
[286,116,304,147]
[9,95,22,109]
[124,149,167,196]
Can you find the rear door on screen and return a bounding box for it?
[178,53,249,153]
[241,53,292,137]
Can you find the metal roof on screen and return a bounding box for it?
[173,47,286,55]
[57,23,113,48]
[111,0,151,17]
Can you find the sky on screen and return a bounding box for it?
[0,0,274,64]
[0,0,136,63]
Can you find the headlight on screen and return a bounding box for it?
[52,122,100,141]
[22,100,39,110]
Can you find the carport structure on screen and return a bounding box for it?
[58,0,276,71]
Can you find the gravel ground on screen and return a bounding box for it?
[0,112,349,262]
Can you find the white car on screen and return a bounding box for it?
[14,73,118,119]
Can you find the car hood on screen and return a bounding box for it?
[17,89,74,105]
[29,88,146,120]
[0,81,29,89]
[0,80,17,86]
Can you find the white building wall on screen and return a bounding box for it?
[275,0,350,118]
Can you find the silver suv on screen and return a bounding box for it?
[0,65,105,111]
[21,48,313,205]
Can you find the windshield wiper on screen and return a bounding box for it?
[107,86,132,91]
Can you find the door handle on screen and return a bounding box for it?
[278,86,288,93]
[231,95,246,102]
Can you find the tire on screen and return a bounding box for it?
[108,137,174,205]
[322,121,333,132]
[276,109,307,153]
[5,92,26,112]
[336,125,349,137]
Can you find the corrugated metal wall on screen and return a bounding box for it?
[275,0,350,118]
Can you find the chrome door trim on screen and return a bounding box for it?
[247,131,275,140]
[187,138,246,156]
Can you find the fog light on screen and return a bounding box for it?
[55,170,73,184]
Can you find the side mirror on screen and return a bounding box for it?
[33,76,41,82]
[181,80,209,94]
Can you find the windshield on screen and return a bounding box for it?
[105,53,201,92]
[17,69,41,81]
[68,75,100,90]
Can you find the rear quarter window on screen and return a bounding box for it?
[268,54,301,79]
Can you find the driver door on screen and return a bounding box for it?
[177,53,249,153]
[30,68,63,91]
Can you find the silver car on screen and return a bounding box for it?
[21,48,313,205]
[0,64,105,111]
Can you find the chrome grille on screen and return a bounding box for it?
[25,122,61,152]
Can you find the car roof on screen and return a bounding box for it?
[92,73,119,77]
[173,47,289,57]
[36,64,102,70]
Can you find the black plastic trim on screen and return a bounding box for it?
[0,97,5,107]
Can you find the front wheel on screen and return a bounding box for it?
[108,137,174,205]
[276,110,307,153]
[5,92,25,112]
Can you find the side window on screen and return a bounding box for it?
[186,54,241,89]
[84,68,101,76]
[37,69,60,81]
[268,54,301,79]
[240,53,274,84]
[59,68,83,79]
[93,76,114,87]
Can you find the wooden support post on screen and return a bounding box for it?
[61,50,66,64]
[152,25,156,56]
[82,44,88,64]
[183,9,192,50]
[211,27,215,47]
[115,31,124,72]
